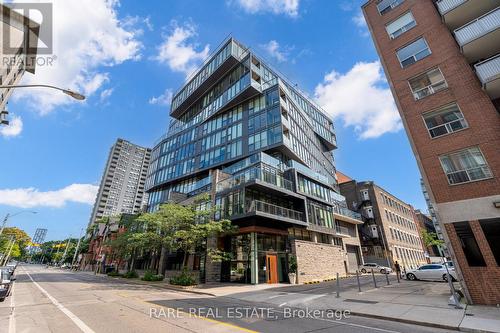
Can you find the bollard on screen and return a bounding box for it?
[385,271,390,285]
[371,269,378,288]
[336,272,340,298]
[356,270,361,292]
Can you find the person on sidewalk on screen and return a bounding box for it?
[394,261,401,278]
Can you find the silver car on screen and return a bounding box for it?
[405,264,457,282]
[359,263,393,274]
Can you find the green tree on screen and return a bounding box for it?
[0,227,31,260]
[421,229,445,248]
[138,194,236,274]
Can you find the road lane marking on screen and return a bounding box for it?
[25,270,96,333]
[8,281,15,333]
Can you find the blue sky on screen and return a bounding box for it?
[0,0,425,241]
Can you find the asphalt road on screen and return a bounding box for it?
[0,265,456,333]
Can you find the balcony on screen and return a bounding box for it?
[216,166,295,194]
[454,7,500,62]
[307,224,351,238]
[247,200,306,224]
[437,0,499,30]
[332,205,364,225]
[475,54,500,99]
[170,39,248,119]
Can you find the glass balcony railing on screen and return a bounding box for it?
[475,53,500,84]
[454,7,500,46]
[332,204,363,222]
[246,200,305,222]
[336,226,350,236]
[216,166,293,192]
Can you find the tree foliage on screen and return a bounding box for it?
[421,229,444,248]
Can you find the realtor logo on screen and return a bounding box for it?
[2,2,53,55]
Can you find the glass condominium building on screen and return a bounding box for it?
[146,38,364,284]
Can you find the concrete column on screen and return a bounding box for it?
[250,232,259,284]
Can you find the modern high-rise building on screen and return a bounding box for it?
[88,138,151,227]
[29,228,47,255]
[0,3,39,125]
[146,38,364,284]
[338,173,427,270]
[362,0,500,304]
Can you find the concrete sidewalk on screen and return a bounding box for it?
[75,269,500,332]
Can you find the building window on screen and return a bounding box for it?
[396,38,431,68]
[454,222,486,266]
[377,0,404,15]
[423,103,468,138]
[409,68,447,100]
[386,12,416,39]
[479,218,500,266]
[439,147,492,185]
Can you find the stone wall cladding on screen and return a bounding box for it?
[293,239,347,283]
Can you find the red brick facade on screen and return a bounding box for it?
[445,222,500,305]
[363,0,500,304]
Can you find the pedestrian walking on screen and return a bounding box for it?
[394,261,401,278]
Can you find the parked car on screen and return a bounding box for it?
[359,263,393,274]
[0,269,13,302]
[405,264,457,282]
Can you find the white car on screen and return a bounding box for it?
[405,264,457,282]
[359,263,392,274]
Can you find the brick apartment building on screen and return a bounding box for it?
[362,0,500,304]
[338,173,427,270]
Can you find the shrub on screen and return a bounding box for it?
[122,270,139,279]
[107,270,121,277]
[142,270,164,281]
[169,269,196,286]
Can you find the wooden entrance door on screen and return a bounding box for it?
[266,254,278,283]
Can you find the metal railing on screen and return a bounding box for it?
[454,7,500,45]
[246,200,305,221]
[217,166,293,192]
[446,165,493,184]
[436,0,466,15]
[412,80,448,100]
[475,53,500,83]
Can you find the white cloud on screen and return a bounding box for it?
[233,0,300,17]
[99,88,114,102]
[261,40,288,62]
[12,0,143,115]
[352,10,369,36]
[0,184,99,208]
[0,115,23,138]
[154,21,210,77]
[149,88,173,107]
[314,61,402,139]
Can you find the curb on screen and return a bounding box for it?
[345,309,460,331]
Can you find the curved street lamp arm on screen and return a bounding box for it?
[0,84,86,100]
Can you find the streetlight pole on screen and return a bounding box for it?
[0,84,85,126]
[0,84,86,100]
[1,235,16,265]
[0,210,37,236]
[71,228,84,269]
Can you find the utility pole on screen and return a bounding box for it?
[71,229,84,269]
[0,213,10,236]
[1,235,16,265]
[60,236,72,265]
